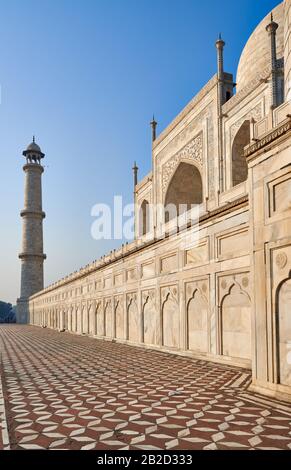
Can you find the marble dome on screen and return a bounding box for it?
[26,141,42,153]
[236,2,284,92]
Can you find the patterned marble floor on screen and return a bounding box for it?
[0,325,291,451]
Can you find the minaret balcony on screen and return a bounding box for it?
[20,209,46,219]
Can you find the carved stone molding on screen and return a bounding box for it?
[218,273,251,306]
[114,295,123,308]
[104,299,111,309]
[186,279,209,304]
[142,289,155,306]
[161,286,178,305]
[126,292,137,309]
[244,119,291,158]
[276,252,288,270]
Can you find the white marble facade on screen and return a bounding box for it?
[27,1,291,402]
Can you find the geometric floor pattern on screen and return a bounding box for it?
[0,325,291,451]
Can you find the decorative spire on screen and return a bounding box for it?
[215,33,225,80]
[132,161,138,188]
[216,33,226,193]
[150,115,157,142]
[266,11,278,35]
[266,12,279,109]
[33,135,35,143]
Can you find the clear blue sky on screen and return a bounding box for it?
[0,0,281,304]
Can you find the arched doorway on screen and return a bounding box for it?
[232,120,250,186]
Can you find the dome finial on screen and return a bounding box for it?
[271,12,273,22]
[33,135,35,143]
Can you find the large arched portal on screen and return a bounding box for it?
[165,162,203,222]
[232,120,250,187]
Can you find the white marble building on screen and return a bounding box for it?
[21,1,291,402]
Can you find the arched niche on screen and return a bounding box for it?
[139,199,150,236]
[142,294,156,346]
[104,301,112,337]
[96,302,103,336]
[187,289,208,353]
[127,296,139,342]
[276,274,291,386]
[221,284,251,360]
[164,162,203,222]
[162,292,179,349]
[232,120,250,187]
[115,299,125,339]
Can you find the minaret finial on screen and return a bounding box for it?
[33,135,35,143]
[132,161,138,188]
[150,115,157,142]
[271,12,273,22]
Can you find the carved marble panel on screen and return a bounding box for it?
[104,299,113,338]
[219,273,251,361]
[161,286,179,349]
[142,290,156,346]
[185,239,209,267]
[186,280,209,353]
[127,293,139,343]
[114,295,125,340]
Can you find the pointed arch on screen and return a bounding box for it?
[164,162,203,222]
[161,291,179,349]
[220,283,251,360]
[187,288,208,353]
[232,120,250,186]
[139,199,150,236]
[275,271,291,386]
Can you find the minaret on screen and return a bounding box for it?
[16,138,46,324]
[216,34,225,193]
[132,161,138,189]
[284,0,291,101]
[150,115,157,142]
[266,13,279,109]
[132,161,139,239]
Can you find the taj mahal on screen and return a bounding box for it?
[16,0,291,404]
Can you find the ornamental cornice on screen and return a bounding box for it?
[244,118,291,159]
